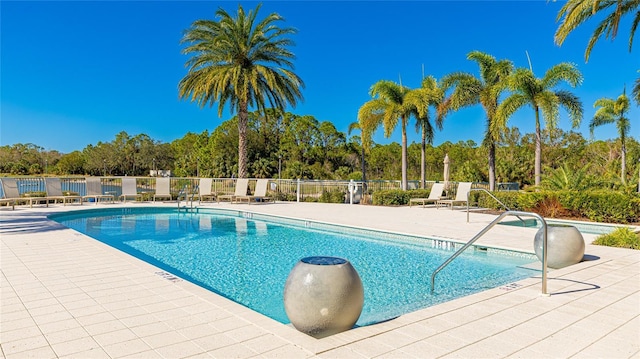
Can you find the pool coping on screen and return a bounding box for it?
[1,202,638,358]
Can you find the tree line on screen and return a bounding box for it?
[2,108,639,192]
[175,3,638,193]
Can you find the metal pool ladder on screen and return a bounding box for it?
[177,184,197,212]
[430,210,549,296]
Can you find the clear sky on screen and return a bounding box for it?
[2,1,638,154]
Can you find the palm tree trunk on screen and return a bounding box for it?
[421,128,426,189]
[534,106,542,187]
[621,136,627,185]
[488,141,496,192]
[238,102,249,178]
[401,118,408,191]
[360,146,367,182]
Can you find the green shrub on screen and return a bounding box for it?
[569,191,640,224]
[474,191,522,210]
[371,188,639,224]
[593,228,640,250]
[23,191,46,198]
[319,189,346,203]
[272,192,297,202]
[372,190,411,206]
[408,189,432,199]
[478,190,639,224]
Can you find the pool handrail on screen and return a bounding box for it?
[431,210,549,296]
[177,184,197,209]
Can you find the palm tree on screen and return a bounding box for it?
[440,51,513,191]
[591,90,631,184]
[178,4,304,178]
[406,76,445,188]
[495,63,583,187]
[358,80,419,190]
[633,75,640,105]
[347,121,368,184]
[554,0,640,62]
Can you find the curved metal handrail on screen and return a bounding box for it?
[177,184,196,210]
[466,188,525,225]
[430,210,549,296]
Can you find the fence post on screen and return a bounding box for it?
[296,179,301,203]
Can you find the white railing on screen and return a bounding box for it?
[0,176,520,204]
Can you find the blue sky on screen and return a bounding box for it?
[2,1,638,154]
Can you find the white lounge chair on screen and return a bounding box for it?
[409,183,445,208]
[153,177,173,202]
[0,178,22,209]
[82,177,114,204]
[198,178,216,204]
[1,178,50,208]
[119,178,142,202]
[437,182,472,210]
[234,179,274,204]
[44,177,82,206]
[218,178,248,203]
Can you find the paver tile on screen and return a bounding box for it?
[155,340,206,359]
[4,345,57,359]
[50,336,101,357]
[102,338,153,358]
[207,343,258,359]
[0,335,50,356]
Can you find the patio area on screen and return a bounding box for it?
[1,202,638,358]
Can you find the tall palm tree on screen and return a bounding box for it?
[591,90,631,184]
[440,51,513,191]
[347,121,368,184]
[496,64,583,187]
[406,76,445,188]
[178,4,304,178]
[555,0,640,62]
[358,80,419,190]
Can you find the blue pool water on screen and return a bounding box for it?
[498,218,625,235]
[51,208,539,326]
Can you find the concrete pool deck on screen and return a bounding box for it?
[1,201,638,358]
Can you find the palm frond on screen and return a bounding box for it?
[541,63,583,88]
[556,90,584,128]
[555,0,640,61]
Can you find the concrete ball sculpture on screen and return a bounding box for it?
[283,256,364,338]
[535,224,585,269]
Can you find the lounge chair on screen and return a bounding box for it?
[217,178,248,203]
[119,178,142,202]
[1,178,50,208]
[0,178,21,209]
[44,177,82,206]
[198,178,216,204]
[234,179,274,204]
[437,182,472,210]
[82,177,114,204]
[153,177,173,202]
[409,183,445,208]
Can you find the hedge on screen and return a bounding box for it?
[371,189,639,224]
[472,190,640,224]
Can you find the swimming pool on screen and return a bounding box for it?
[50,208,539,326]
[498,218,629,235]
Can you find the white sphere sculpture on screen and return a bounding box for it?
[283,256,364,338]
[535,224,585,269]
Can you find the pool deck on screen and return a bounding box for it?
[1,201,638,358]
